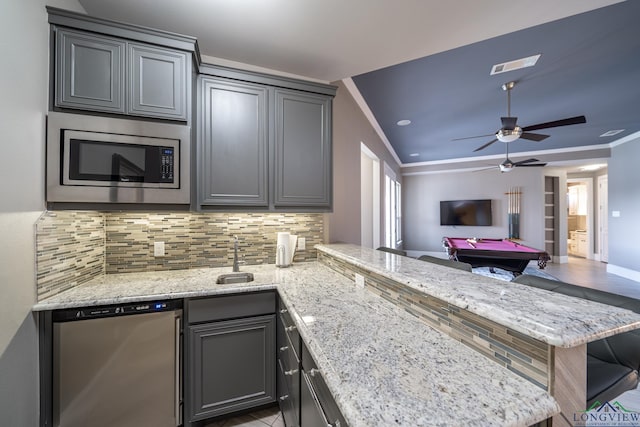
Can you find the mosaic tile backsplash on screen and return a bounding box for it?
[36,211,324,300]
[318,252,551,391]
[36,211,105,300]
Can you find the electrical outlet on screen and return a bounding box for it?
[354,273,365,288]
[298,237,306,251]
[153,241,165,257]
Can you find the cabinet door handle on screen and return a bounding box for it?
[285,325,297,332]
[309,368,320,377]
[280,308,288,314]
[279,394,289,401]
[280,346,289,352]
[284,369,298,376]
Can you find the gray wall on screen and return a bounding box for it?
[0,0,85,425]
[608,137,640,272]
[328,80,401,245]
[403,167,545,253]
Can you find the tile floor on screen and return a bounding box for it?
[204,406,284,427]
[543,256,640,299]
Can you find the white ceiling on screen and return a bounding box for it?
[78,0,622,82]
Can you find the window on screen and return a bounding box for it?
[384,164,402,248]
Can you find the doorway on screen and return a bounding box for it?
[566,178,593,259]
[360,143,380,249]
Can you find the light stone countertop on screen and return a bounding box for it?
[34,261,559,426]
[316,243,640,348]
[32,264,278,311]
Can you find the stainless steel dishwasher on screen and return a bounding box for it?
[52,300,182,427]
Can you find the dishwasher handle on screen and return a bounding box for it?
[175,315,182,427]
[302,370,341,427]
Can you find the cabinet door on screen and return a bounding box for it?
[198,78,269,206]
[128,43,188,120]
[55,28,125,113]
[188,315,275,421]
[274,89,332,208]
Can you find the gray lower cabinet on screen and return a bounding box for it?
[198,77,269,206]
[186,292,276,423]
[274,89,332,208]
[54,27,189,121]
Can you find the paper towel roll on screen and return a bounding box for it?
[288,234,297,264]
[276,232,291,267]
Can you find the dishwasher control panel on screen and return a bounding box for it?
[52,299,182,322]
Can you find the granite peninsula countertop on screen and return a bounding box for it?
[34,261,559,426]
[316,244,640,348]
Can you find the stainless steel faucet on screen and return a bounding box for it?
[232,235,240,272]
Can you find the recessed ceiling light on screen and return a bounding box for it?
[409,153,420,157]
[580,164,606,171]
[490,54,541,75]
[397,119,411,126]
[600,129,625,137]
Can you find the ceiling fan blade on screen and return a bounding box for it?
[520,132,549,142]
[522,115,586,132]
[451,133,496,141]
[513,158,540,165]
[473,138,498,152]
[501,117,518,130]
[516,163,547,167]
[472,166,497,173]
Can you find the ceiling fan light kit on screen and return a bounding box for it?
[497,127,522,143]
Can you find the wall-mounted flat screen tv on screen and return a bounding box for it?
[440,199,492,226]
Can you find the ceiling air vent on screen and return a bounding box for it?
[490,54,541,75]
[600,129,625,137]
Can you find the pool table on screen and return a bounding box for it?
[442,237,550,276]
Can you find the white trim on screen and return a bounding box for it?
[553,255,569,264]
[402,143,613,169]
[342,78,403,166]
[607,264,640,283]
[360,143,381,249]
[383,161,396,180]
[609,130,640,148]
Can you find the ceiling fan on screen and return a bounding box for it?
[454,81,586,152]
[496,142,547,173]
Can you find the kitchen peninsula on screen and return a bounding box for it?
[34,244,640,426]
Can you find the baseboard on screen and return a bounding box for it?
[606,264,640,283]
[553,255,569,264]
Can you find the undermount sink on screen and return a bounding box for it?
[216,272,254,285]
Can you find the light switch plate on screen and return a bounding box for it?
[154,241,165,257]
[298,237,306,250]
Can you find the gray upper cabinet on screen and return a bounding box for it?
[275,89,332,208]
[55,28,126,113]
[128,43,188,120]
[49,7,193,122]
[198,77,269,206]
[197,64,336,211]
